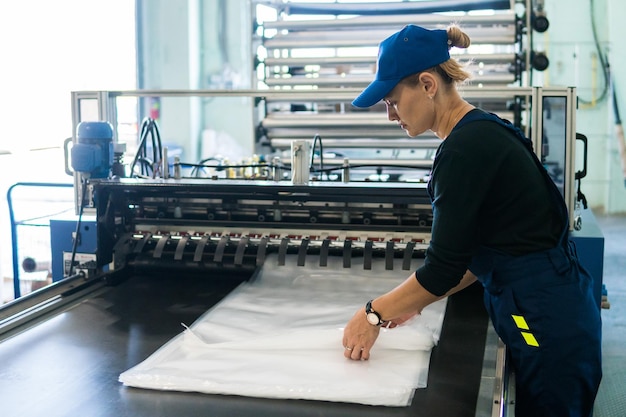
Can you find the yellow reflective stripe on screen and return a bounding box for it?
[521,331,540,347]
[511,314,530,330]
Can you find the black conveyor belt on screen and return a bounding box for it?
[0,272,488,417]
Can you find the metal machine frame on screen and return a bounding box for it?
[70,86,580,229]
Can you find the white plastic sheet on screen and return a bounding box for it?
[119,255,447,406]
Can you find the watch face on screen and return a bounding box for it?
[366,312,380,325]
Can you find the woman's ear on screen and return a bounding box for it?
[418,72,438,97]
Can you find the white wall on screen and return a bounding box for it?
[535,0,626,213]
[136,0,254,164]
[606,0,626,213]
[136,0,195,161]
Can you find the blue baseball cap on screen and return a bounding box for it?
[352,25,450,108]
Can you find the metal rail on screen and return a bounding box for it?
[73,87,536,100]
[6,182,74,299]
[0,271,107,343]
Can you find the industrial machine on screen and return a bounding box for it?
[0,85,589,417]
[1,1,602,416]
[0,177,496,416]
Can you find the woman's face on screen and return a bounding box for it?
[384,80,434,138]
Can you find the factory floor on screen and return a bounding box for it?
[593,212,626,417]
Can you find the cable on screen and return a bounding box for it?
[191,157,220,177]
[130,117,163,178]
[310,163,430,175]
[587,0,625,187]
[310,134,324,180]
[612,83,626,187]
[173,160,430,177]
[579,0,610,105]
[67,178,87,277]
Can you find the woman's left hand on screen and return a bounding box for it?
[342,307,381,360]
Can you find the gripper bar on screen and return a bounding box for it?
[121,232,427,272]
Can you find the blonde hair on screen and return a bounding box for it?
[439,25,472,83]
[401,24,472,86]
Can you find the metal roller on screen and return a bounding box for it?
[262,113,517,137]
[265,129,423,140]
[262,73,517,88]
[262,74,517,87]
[269,138,443,149]
[262,12,517,32]
[269,63,515,77]
[264,31,516,51]
[278,157,434,169]
[270,0,512,16]
[259,86,532,104]
[263,53,517,68]
[261,113,395,129]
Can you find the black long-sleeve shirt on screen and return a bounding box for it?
[415,109,563,296]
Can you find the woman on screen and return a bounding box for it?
[343,24,602,417]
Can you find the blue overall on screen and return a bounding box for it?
[457,111,602,417]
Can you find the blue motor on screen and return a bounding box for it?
[71,121,114,178]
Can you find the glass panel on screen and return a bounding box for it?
[541,96,567,197]
[78,99,100,123]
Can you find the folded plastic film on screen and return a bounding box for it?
[119,254,447,406]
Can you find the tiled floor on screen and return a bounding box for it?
[593,211,626,416]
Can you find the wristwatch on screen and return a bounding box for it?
[365,299,384,326]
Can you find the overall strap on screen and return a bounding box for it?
[454,110,570,242]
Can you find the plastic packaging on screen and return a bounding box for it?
[119,255,447,406]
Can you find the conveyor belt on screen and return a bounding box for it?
[0,270,489,417]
